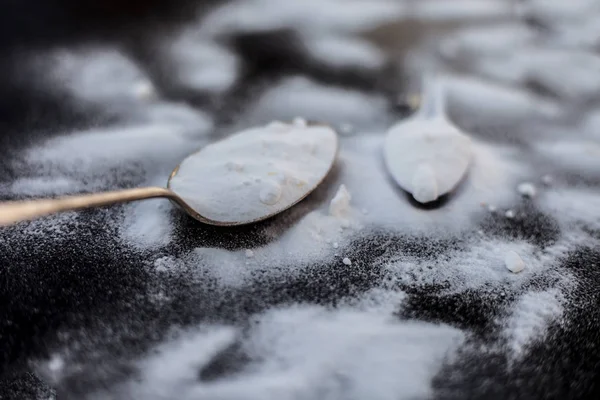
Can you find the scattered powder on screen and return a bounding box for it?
[444,74,563,123]
[439,23,537,59]
[241,76,391,128]
[539,188,600,231]
[44,47,154,108]
[505,210,515,219]
[168,121,338,224]
[19,117,213,248]
[332,242,339,249]
[168,33,239,94]
[517,182,537,198]
[487,204,497,213]
[199,0,405,37]
[303,35,387,70]
[342,257,352,266]
[124,301,464,400]
[503,289,565,356]
[245,249,255,258]
[154,256,179,273]
[410,0,512,21]
[535,140,600,177]
[9,176,83,197]
[380,237,572,294]
[504,250,526,274]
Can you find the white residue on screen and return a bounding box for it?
[199,0,405,37]
[342,257,352,266]
[245,249,255,258]
[124,303,464,400]
[241,76,391,128]
[168,34,240,94]
[504,289,565,356]
[505,209,515,219]
[303,35,387,70]
[45,47,152,107]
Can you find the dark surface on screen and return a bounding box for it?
[1,1,600,400]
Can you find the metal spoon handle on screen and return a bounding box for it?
[0,186,174,227]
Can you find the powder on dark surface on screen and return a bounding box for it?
[1,1,600,400]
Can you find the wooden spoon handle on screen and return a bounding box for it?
[0,186,173,227]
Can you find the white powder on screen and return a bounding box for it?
[168,121,338,224]
[535,139,600,176]
[303,35,387,70]
[444,74,563,123]
[452,47,600,102]
[503,289,565,356]
[168,33,240,94]
[241,76,391,129]
[384,118,472,204]
[517,182,537,198]
[505,209,515,219]
[381,237,572,295]
[539,188,600,231]
[342,257,352,266]
[439,23,537,59]
[44,47,154,107]
[411,0,512,22]
[504,250,526,274]
[245,249,255,258]
[123,301,464,400]
[199,0,405,37]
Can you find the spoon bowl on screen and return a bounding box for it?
[0,120,339,227]
[383,74,472,204]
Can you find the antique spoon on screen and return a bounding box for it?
[0,120,339,227]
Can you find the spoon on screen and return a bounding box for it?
[383,74,472,204]
[0,120,339,227]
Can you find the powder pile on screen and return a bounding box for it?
[168,120,338,224]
